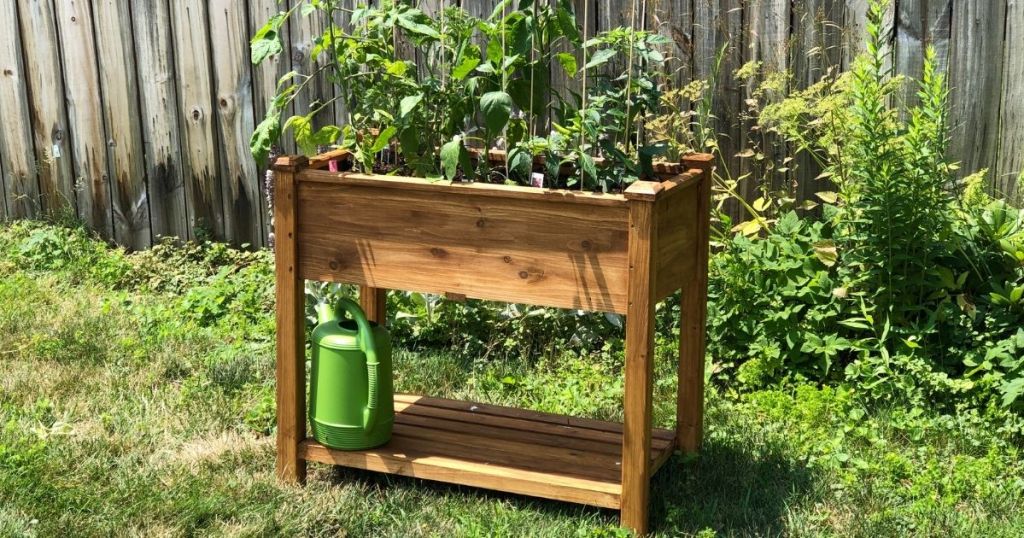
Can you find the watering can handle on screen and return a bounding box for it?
[333,298,380,430]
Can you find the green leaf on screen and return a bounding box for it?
[309,125,341,148]
[452,57,481,80]
[284,114,314,155]
[585,49,616,70]
[440,135,463,181]
[399,94,424,118]
[370,126,397,153]
[579,153,597,183]
[555,2,580,44]
[396,9,440,39]
[508,146,532,179]
[251,13,286,65]
[250,107,282,166]
[555,52,577,76]
[480,91,513,134]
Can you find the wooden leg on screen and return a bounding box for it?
[274,158,307,483]
[621,198,657,535]
[359,285,387,324]
[677,155,714,454]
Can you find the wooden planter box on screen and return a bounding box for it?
[272,152,714,535]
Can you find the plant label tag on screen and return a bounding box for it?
[531,172,544,188]
[328,159,339,172]
[52,144,61,159]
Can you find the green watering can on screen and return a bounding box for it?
[309,298,394,450]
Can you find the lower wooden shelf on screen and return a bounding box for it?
[298,393,677,509]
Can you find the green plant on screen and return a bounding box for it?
[251,0,679,191]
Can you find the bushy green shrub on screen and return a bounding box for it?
[712,0,1024,424]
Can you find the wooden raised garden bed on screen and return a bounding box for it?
[273,151,714,535]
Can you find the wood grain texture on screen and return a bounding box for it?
[0,0,40,219]
[289,5,334,131]
[17,0,75,215]
[654,180,699,300]
[133,0,189,242]
[948,0,1006,184]
[998,0,1024,199]
[299,394,677,510]
[295,178,632,313]
[92,0,151,249]
[55,0,112,239]
[648,0,694,92]
[620,196,658,535]
[273,157,307,483]
[210,0,263,247]
[677,155,713,453]
[896,0,952,110]
[171,0,225,239]
[359,286,387,325]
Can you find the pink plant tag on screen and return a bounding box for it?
[531,172,544,188]
[328,159,340,172]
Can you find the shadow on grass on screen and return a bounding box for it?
[320,434,818,536]
[651,439,819,536]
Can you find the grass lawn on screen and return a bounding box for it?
[1,222,1023,537]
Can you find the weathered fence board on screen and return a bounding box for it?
[211,0,264,247]
[948,0,1006,193]
[93,0,152,250]
[171,0,226,239]
[998,0,1024,200]
[5,0,1024,246]
[17,0,75,215]
[55,0,113,239]
[0,0,40,219]
[133,0,190,242]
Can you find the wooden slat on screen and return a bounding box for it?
[132,0,189,242]
[54,0,112,239]
[0,0,40,219]
[17,0,75,215]
[393,394,674,447]
[390,423,623,482]
[210,0,263,247]
[747,0,791,195]
[171,0,225,240]
[949,0,1007,185]
[295,179,631,313]
[273,156,307,483]
[998,0,1024,200]
[92,0,151,249]
[620,193,658,535]
[300,438,622,509]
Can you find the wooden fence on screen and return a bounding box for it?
[0,0,1021,249]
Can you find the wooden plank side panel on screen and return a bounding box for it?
[210,0,263,247]
[0,0,40,219]
[17,0,75,215]
[93,0,151,249]
[296,180,631,313]
[171,0,225,239]
[654,182,699,300]
[54,0,112,239]
[948,0,1007,183]
[998,0,1024,199]
[133,0,189,242]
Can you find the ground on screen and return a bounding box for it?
[1,222,1022,537]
